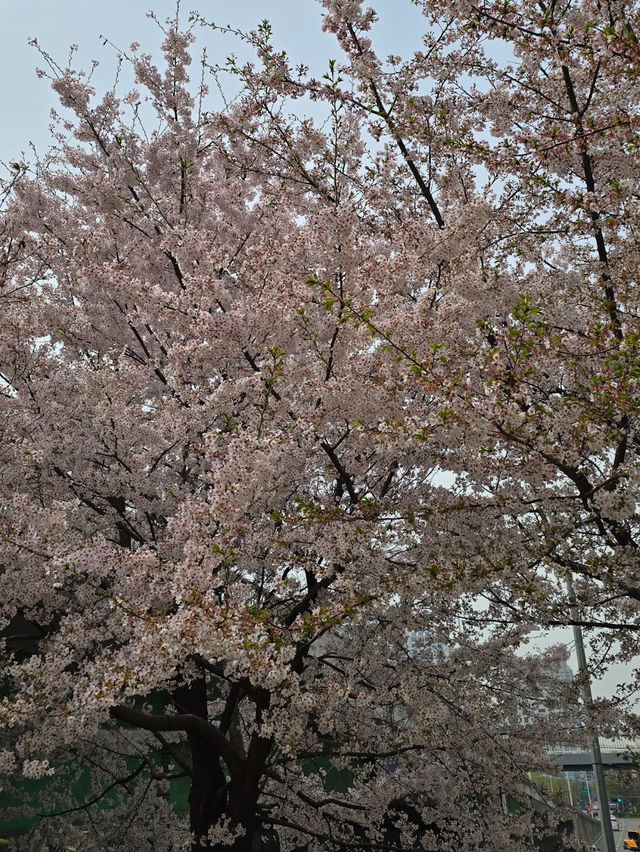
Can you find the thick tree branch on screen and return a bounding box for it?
[110,705,243,774]
[321,440,359,504]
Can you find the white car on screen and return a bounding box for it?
[610,816,620,831]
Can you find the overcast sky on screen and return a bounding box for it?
[1,0,635,705]
[0,0,425,163]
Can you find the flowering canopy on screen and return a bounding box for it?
[1,1,640,849]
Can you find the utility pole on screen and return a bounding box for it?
[565,775,574,808]
[570,581,616,852]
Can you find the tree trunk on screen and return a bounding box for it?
[171,679,274,852]
[172,677,228,852]
[225,700,274,852]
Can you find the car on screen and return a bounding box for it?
[611,816,620,831]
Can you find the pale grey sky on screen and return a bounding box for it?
[0,0,423,163]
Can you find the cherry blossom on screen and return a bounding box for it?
[2,2,640,850]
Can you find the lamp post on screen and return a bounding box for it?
[569,579,615,852]
[565,774,574,807]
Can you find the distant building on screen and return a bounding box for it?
[406,629,449,661]
[518,661,574,728]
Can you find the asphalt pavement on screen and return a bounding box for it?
[590,815,639,851]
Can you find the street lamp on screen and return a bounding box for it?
[568,578,616,852]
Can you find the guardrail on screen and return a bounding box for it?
[546,739,640,755]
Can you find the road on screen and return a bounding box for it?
[616,817,640,850]
[590,815,639,851]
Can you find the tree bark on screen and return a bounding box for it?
[226,697,274,852]
[172,677,229,852]
[111,683,273,851]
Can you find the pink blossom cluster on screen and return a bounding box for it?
[1,1,639,849]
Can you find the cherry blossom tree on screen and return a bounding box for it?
[1,1,639,849]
